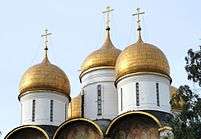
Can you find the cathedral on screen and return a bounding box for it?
[5,7,181,139]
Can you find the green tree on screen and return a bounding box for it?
[185,47,201,86]
[169,48,201,139]
[170,85,201,139]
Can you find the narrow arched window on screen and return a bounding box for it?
[121,88,123,111]
[156,83,160,106]
[32,100,36,122]
[97,85,102,116]
[81,89,85,117]
[136,83,140,106]
[50,100,54,122]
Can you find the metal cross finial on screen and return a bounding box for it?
[132,8,145,40]
[41,29,52,56]
[102,6,114,29]
[132,8,145,30]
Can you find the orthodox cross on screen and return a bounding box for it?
[102,6,114,29]
[41,29,52,55]
[132,8,145,31]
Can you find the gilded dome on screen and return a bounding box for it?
[115,38,170,81]
[170,86,178,97]
[19,56,70,96]
[80,28,121,77]
[68,95,82,119]
[170,86,185,112]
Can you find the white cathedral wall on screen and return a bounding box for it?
[20,91,69,126]
[81,69,118,120]
[117,74,171,114]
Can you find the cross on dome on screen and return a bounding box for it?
[102,6,114,30]
[132,8,145,40]
[41,29,52,57]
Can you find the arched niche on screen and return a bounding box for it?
[53,118,104,139]
[5,125,49,139]
[106,111,162,139]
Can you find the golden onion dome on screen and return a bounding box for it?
[170,86,178,97]
[80,28,121,78]
[115,37,170,81]
[68,95,82,119]
[170,86,185,112]
[19,56,70,96]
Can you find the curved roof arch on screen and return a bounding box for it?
[53,118,104,139]
[106,111,162,135]
[5,125,49,139]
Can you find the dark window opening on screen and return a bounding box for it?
[97,85,102,116]
[81,90,85,117]
[156,83,160,106]
[121,88,123,111]
[32,100,36,122]
[50,100,53,122]
[136,83,140,106]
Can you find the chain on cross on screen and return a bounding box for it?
[132,8,145,30]
[41,29,52,55]
[102,6,114,29]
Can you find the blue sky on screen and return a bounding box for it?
[0,0,201,138]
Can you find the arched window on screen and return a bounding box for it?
[136,83,140,106]
[32,100,36,122]
[50,100,54,122]
[121,88,123,111]
[156,83,160,106]
[97,85,102,116]
[81,89,85,117]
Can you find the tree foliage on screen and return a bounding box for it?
[170,85,201,139]
[185,47,201,86]
[169,47,201,139]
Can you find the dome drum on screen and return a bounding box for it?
[115,72,172,85]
